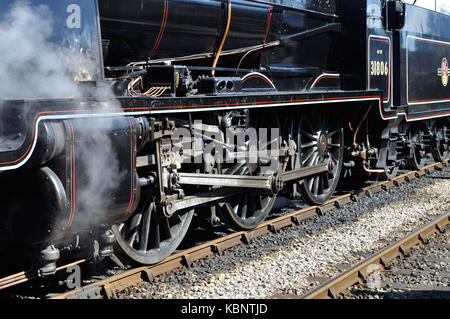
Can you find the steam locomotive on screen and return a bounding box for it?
[0,0,448,273]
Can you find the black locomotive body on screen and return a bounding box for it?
[0,0,448,272]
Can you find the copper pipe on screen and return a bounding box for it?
[362,164,385,174]
[212,0,232,76]
[353,102,374,144]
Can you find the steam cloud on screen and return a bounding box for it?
[0,0,83,99]
[75,119,128,221]
[0,1,129,227]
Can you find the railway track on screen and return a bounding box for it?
[0,259,86,291]
[0,159,448,299]
[300,210,449,299]
[342,226,449,299]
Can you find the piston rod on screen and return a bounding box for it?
[278,162,329,183]
[176,162,329,190]
[176,172,274,190]
[164,162,330,215]
[170,188,244,213]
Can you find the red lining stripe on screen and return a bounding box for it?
[66,122,76,229]
[371,38,389,43]
[401,110,450,119]
[124,95,382,110]
[311,75,339,88]
[3,93,446,168]
[408,98,450,103]
[263,2,272,43]
[1,109,86,166]
[413,38,450,46]
[368,36,390,102]
[125,118,135,217]
[1,96,378,167]
[150,0,168,58]
[70,123,76,226]
[242,74,275,88]
[407,36,450,104]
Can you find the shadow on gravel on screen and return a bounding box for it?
[131,169,449,298]
[348,288,450,299]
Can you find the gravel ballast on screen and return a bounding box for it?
[117,172,450,299]
[341,229,449,299]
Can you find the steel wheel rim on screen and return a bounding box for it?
[220,160,276,230]
[299,108,344,205]
[432,122,449,162]
[113,198,194,265]
[219,113,279,230]
[408,129,426,170]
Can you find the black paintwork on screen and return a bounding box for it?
[392,3,450,117]
[99,0,339,91]
[99,0,336,62]
[64,117,138,231]
[330,0,367,91]
[0,1,447,122]
[0,0,449,249]
[0,0,448,170]
[333,0,450,119]
[0,0,103,82]
[0,89,381,171]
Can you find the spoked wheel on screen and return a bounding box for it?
[283,115,302,199]
[298,107,344,205]
[218,113,280,230]
[219,162,277,230]
[431,121,449,162]
[112,197,194,265]
[407,127,426,170]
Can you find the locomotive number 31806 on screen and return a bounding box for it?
[370,60,389,76]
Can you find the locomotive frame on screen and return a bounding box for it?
[0,0,448,272]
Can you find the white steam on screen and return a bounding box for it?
[76,119,128,220]
[0,0,85,99]
[0,1,131,224]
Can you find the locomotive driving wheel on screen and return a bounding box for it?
[112,196,194,265]
[218,113,281,230]
[407,127,427,170]
[218,162,277,230]
[297,107,344,205]
[431,121,449,162]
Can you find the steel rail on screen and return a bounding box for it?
[50,159,448,299]
[300,211,449,299]
[0,259,86,291]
